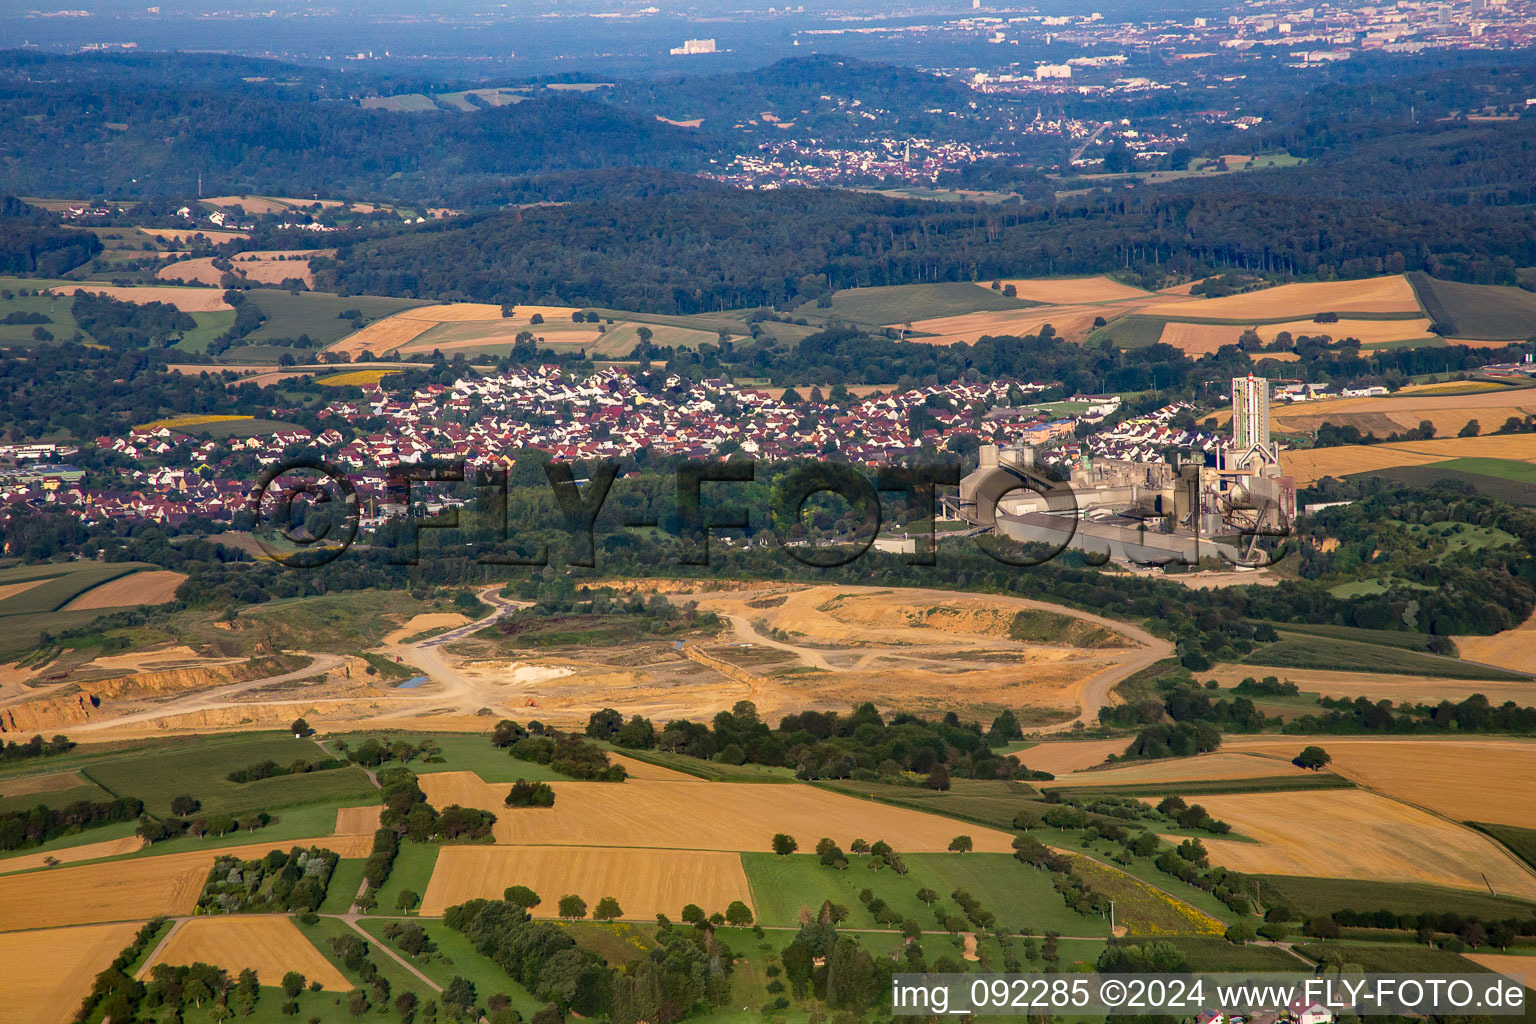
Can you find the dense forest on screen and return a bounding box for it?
[0,53,714,199]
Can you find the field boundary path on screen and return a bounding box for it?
[340,915,442,992]
[134,917,188,980]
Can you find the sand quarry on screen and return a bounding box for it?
[412,583,1168,730]
[0,583,1169,739]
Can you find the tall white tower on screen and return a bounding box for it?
[1231,375,1280,471]
[1233,374,1270,451]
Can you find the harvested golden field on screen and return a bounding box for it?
[334,805,384,835]
[989,277,1151,304]
[998,738,1127,774]
[147,917,349,990]
[419,846,753,919]
[158,250,330,288]
[139,227,250,243]
[0,921,144,1024]
[0,853,207,931]
[0,835,146,875]
[1456,610,1536,674]
[1046,751,1308,788]
[1157,318,1432,356]
[1188,790,1536,899]
[203,195,296,214]
[64,570,186,611]
[909,305,1119,346]
[1223,737,1536,828]
[328,317,436,358]
[0,770,83,798]
[1283,433,1536,484]
[1464,953,1536,984]
[1281,444,1451,486]
[0,578,47,604]
[1143,276,1421,319]
[46,285,233,312]
[417,771,1016,852]
[329,303,515,357]
[1272,390,1536,437]
[1204,664,1536,705]
[398,318,607,355]
[1155,322,1303,357]
[605,754,699,781]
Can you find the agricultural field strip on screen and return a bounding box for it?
[0,832,374,932]
[0,921,146,1024]
[416,771,1019,852]
[1180,789,1536,900]
[144,915,351,989]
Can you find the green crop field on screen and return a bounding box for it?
[743,851,1099,935]
[1244,632,1528,680]
[1350,463,1536,506]
[368,842,439,915]
[1247,620,1441,651]
[358,917,546,1016]
[0,286,90,345]
[605,746,797,783]
[1293,941,1493,973]
[1254,874,1536,919]
[0,776,115,815]
[240,290,428,347]
[1089,314,1167,350]
[1048,774,1355,800]
[81,731,378,817]
[319,857,368,914]
[1473,822,1536,871]
[1434,458,1536,485]
[795,282,1039,327]
[1158,936,1314,971]
[0,561,153,617]
[1407,272,1536,340]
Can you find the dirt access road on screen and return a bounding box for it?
[682,586,1171,732]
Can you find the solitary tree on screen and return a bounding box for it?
[290,717,310,737]
[593,896,623,921]
[725,900,754,926]
[170,794,201,816]
[1293,745,1332,770]
[916,888,939,905]
[557,894,587,920]
[948,835,973,854]
[504,885,541,910]
[395,889,420,913]
[772,833,798,855]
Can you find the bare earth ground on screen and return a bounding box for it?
[0,921,145,1024]
[146,916,350,989]
[4,579,1170,739]
[1181,789,1536,900]
[417,770,1017,852]
[1222,736,1536,828]
[419,846,754,920]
